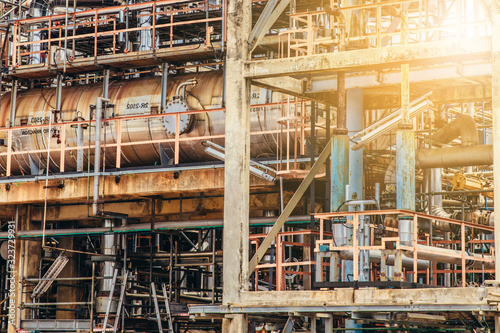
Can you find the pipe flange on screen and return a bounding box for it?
[163,100,194,135]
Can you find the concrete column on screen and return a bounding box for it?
[492,0,500,279]
[222,315,248,333]
[222,3,251,333]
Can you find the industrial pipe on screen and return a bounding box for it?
[432,115,478,146]
[406,245,494,270]
[93,97,110,216]
[416,145,493,169]
[0,215,312,239]
[338,250,429,270]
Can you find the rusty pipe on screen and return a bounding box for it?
[416,145,493,169]
[432,115,478,146]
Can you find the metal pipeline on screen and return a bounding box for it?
[432,115,478,147]
[93,97,110,216]
[338,250,429,270]
[405,244,494,270]
[0,215,312,239]
[416,145,493,169]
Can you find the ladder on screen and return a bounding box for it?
[102,269,129,333]
[151,282,174,332]
[31,253,69,298]
[161,283,174,332]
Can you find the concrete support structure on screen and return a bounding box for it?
[222,0,251,329]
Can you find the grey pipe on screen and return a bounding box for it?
[161,62,168,111]
[93,97,110,216]
[338,250,429,270]
[416,145,493,169]
[55,74,63,111]
[0,215,312,238]
[101,219,116,291]
[432,115,478,146]
[406,244,494,270]
[9,79,17,127]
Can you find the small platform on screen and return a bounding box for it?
[10,44,221,79]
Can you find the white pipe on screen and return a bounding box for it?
[338,250,429,270]
[93,97,110,216]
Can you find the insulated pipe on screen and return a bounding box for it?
[416,145,493,169]
[396,130,415,246]
[338,250,429,270]
[101,219,116,292]
[406,244,494,270]
[93,97,110,216]
[432,115,478,146]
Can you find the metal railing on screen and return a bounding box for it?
[279,0,491,58]
[314,209,494,287]
[10,0,225,68]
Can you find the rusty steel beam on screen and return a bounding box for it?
[245,37,492,79]
[0,168,273,204]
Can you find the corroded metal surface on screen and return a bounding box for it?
[0,71,282,174]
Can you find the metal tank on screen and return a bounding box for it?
[0,71,283,175]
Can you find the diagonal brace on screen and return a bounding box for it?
[248,138,332,272]
[248,0,292,53]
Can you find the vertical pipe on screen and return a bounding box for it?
[139,10,152,51]
[309,102,316,289]
[397,62,415,247]
[431,168,442,207]
[347,89,363,200]
[76,124,84,172]
[55,74,63,111]
[161,62,169,111]
[103,69,110,100]
[101,219,116,291]
[396,130,415,245]
[93,97,110,216]
[118,9,125,44]
[9,79,17,127]
[325,105,331,213]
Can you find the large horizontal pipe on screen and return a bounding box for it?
[406,245,494,270]
[0,215,311,239]
[338,250,430,270]
[416,145,493,169]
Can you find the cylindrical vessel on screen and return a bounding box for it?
[0,71,283,175]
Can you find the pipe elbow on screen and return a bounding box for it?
[432,115,478,146]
